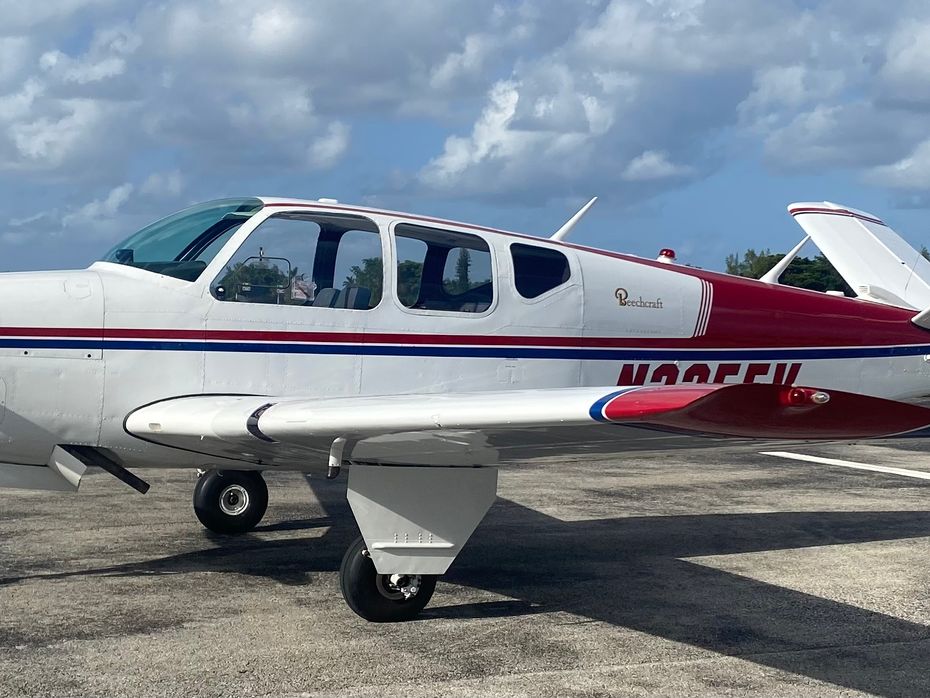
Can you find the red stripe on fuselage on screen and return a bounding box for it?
[0,312,923,350]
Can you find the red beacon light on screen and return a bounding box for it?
[656,248,676,263]
[784,387,831,406]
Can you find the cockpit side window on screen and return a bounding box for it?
[211,212,382,309]
[394,224,493,313]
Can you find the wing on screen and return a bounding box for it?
[124,384,930,470]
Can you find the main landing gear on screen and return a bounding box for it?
[339,536,438,622]
[194,469,268,535]
[340,463,499,622]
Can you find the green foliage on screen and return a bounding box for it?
[397,259,424,306]
[343,257,424,307]
[725,248,853,295]
[445,248,472,294]
[218,260,291,303]
[724,249,780,280]
[344,257,384,306]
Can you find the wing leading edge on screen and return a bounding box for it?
[124,384,930,469]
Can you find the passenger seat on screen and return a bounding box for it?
[312,288,340,307]
[336,286,372,310]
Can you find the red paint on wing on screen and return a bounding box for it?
[603,384,930,440]
[602,385,719,420]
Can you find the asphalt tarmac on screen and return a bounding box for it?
[3,442,930,697]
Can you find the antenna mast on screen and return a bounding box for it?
[550,197,597,241]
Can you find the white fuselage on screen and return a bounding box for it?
[2,200,930,472]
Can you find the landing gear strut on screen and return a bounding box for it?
[193,470,268,535]
[339,536,437,622]
[340,463,497,622]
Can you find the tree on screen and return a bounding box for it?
[343,257,425,307]
[397,259,424,306]
[724,248,781,279]
[217,260,290,303]
[344,257,384,306]
[453,248,471,293]
[725,248,853,295]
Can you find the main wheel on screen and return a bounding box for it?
[339,536,437,622]
[193,470,268,535]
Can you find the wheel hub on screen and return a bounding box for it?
[218,484,250,516]
[375,571,423,601]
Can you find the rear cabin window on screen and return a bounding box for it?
[394,224,493,313]
[511,243,571,298]
[212,212,382,309]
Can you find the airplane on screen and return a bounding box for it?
[2,195,930,623]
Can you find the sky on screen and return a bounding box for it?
[1,0,929,273]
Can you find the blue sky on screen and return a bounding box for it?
[1,0,929,272]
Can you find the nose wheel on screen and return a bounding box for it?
[339,536,437,622]
[193,470,268,535]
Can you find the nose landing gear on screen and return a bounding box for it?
[193,469,268,535]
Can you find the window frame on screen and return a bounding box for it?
[208,209,386,311]
[388,220,498,318]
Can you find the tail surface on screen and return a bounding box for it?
[789,202,930,312]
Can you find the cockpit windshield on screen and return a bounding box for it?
[100,198,264,281]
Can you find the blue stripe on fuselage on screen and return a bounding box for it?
[1,338,930,361]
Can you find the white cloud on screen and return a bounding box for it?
[738,65,846,131]
[0,37,32,85]
[408,0,930,200]
[140,170,183,198]
[421,81,523,189]
[4,0,930,269]
[868,140,930,189]
[761,102,925,170]
[430,34,496,89]
[308,122,350,170]
[9,99,105,166]
[879,19,930,104]
[39,25,139,84]
[0,0,116,33]
[0,79,43,122]
[40,50,127,84]
[622,150,693,181]
[62,183,133,227]
[8,210,55,228]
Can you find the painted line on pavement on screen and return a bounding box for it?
[761,451,930,481]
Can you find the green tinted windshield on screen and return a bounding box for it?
[101,198,264,281]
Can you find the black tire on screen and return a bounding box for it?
[339,536,437,622]
[193,470,268,535]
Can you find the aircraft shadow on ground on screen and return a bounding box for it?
[3,476,930,697]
